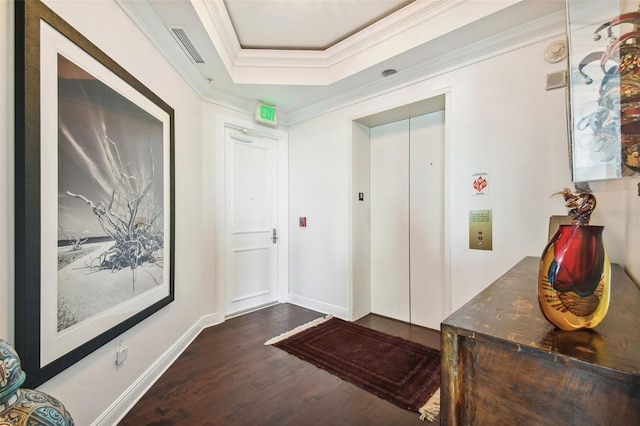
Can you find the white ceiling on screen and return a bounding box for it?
[117,0,567,123]
[224,0,414,50]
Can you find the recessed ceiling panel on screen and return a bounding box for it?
[224,0,414,50]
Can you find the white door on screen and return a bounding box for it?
[409,111,445,330]
[370,119,411,322]
[225,127,278,316]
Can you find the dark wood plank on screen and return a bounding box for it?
[356,313,441,351]
[119,304,440,425]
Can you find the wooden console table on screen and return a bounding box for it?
[441,257,640,425]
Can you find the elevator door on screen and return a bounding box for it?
[370,119,410,321]
[369,111,445,329]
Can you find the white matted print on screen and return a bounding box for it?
[15,0,174,387]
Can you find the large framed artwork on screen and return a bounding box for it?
[567,1,640,181]
[15,0,175,387]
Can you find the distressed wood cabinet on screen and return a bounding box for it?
[441,257,640,425]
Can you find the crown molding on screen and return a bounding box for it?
[191,0,240,71]
[116,0,256,115]
[115,0,209,93]
[286,9,567,125]
[117,0,566,125]
[193,0,522,85]
[325,0,461,67]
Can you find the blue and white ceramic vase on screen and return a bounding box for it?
[0,339,74,425]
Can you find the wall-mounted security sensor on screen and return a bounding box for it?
[544,40,568,63]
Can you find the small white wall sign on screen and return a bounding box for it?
[472,172,489,196]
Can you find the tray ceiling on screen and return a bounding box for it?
[117,0,566,121]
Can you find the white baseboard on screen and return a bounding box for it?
[225,301,279,320]
[287,294,349,320]
[93,312,223,426]
[199,312,224,329]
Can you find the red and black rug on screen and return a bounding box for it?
[265,315,440,421]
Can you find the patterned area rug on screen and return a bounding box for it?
[265,315,440,421]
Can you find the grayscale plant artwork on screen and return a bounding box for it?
[65,135,163,285]
[57,54,165,332]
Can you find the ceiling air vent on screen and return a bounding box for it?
[168,26,205,64]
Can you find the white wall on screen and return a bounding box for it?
[443,39,572,310]
[288,112,351,317]
[288,33,635,320]
[620,178,640,284]
[4,1,216,424]
[351,122,370,320]
[0,0,14,342]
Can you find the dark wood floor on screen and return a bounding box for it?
[119,303,441,425]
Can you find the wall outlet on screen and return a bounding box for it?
[116,346,128,365]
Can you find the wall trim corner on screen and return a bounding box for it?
[92,313,222,426]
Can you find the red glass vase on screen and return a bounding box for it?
[538,225,611,331]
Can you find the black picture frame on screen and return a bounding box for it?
[15,0,175,387]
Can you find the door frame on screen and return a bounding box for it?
[215,114,288,320]
[348,89,452,324]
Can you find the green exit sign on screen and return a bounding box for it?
[260,105,275,121]
[255,103,278,126]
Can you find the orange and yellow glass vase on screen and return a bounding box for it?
[538,224,611,331]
